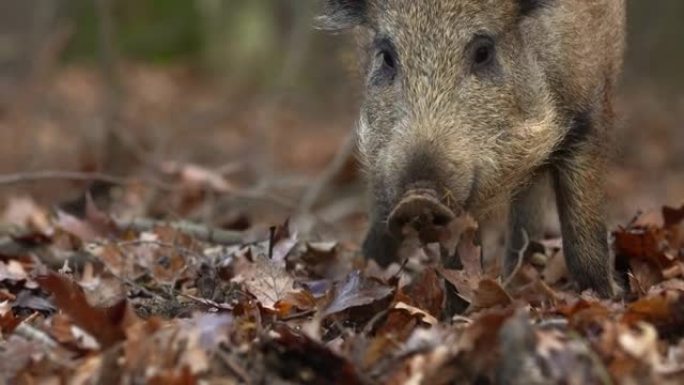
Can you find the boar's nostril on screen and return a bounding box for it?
[387,188,456,240]
[432,212,452,226]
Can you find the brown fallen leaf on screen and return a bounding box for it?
[558,300,612,336]
[541,244,569,286]
[662,205,684,229]
[269,219,299,262]
[457,224,482,276]
[275,288,317,318]
[622,291,684,339]
[404,267,444,319]
[148,366,197,385]
[2,196,51,233]
[160,161,235,194]
[55,210,101,243]
[54,195,119,243]
[394,301,439,326]
[322,270,394,317]
[0,301,21,334]
[234,252,295,310]
[469,278,513,312]
[614,226,672,268]
[262,325,367,385]
[438,267,477,302]
[629,259,665,294]
[36,272,136,349]
[455,308,515,380]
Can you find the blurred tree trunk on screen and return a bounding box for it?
[0,0,63,111]
[195,0,277,87]
[194,0,314,90]
[195,0,316,177]
[625,0,684,90]
[93,0,130,178]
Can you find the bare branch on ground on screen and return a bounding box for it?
[0,170,173,190]
[113,217,244,245]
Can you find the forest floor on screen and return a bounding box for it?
[0,64,683,384]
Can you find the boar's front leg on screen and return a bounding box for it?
[504,171,551,277]
[552,113,617,298]
[362,211,400,267]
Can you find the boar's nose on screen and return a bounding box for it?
[387,188,456,242]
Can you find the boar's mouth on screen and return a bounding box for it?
[379,142,475,242]
[387,187,457,243]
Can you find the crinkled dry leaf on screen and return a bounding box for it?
[322,270,393,317]
[13,290,56,313]
[36,272,136,349]
[541,247,568,286]
[457,226,482,276]
[618,322,660,366]
[275,289,317,317]
[54,196,118,243]
[148,366,198,385]
[622,291,684,339]
[160,161,234,194]
[438,267,477,302]
[55,210,100,242]
[469,278,513,312]
[262,325,366,385]
[0,259,29,282]
[266,219,299,263]
[0,303,21,334]
[630,259,665,294]
[559,300,612,335]
[662,205,684,229]
[394,301,439,326]
[2,196,51,233]
[404,268,444,318]
[234,252,295,310]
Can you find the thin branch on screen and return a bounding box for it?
[503,229,529,288]
[0,170,297,209]
[113,217,244,245]
[14,321,59,349]
[114,239,205,260]
[177,292,234,311]
[0,170,173,190]
[279,309,315,321]
[216,347,252,385]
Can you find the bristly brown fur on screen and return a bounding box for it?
[518,0,554,16]
[317,0,367,30]
[322,0,626,297]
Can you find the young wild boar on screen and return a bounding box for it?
[319,0,626,297]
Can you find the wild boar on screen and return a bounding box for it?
[319,0,626,297]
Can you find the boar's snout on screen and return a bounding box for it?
[387,187,456,242]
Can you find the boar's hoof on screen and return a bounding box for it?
[387,188,456,242]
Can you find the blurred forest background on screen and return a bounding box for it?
[0,0,682,244]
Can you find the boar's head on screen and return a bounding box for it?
[320,0,564,251]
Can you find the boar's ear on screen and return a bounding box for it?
[518,0,552,16]
[316,0,367,31]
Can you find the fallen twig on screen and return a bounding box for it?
[503,229,529,288]
[279,309,316,321]
[0,170,298,210]
[14,321,59,349]
[0,170,174,190]
[216,347,252,385]
[114,217,245,245]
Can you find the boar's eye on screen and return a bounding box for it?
[469,35,496,72]
[380,49,396,72]
[371,38,398,85]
